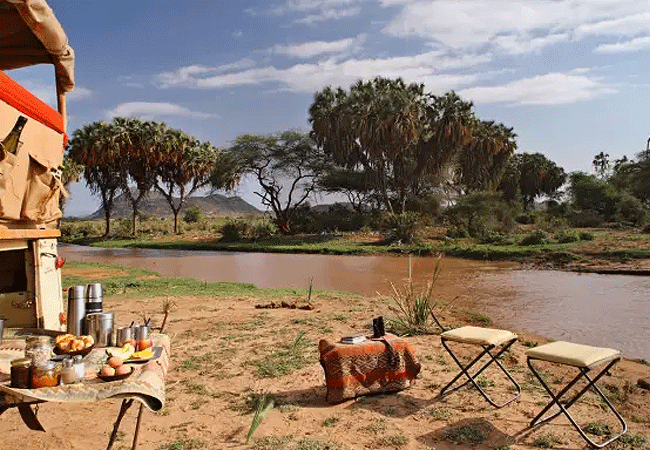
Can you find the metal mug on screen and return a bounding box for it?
[116,326,134,347]
[134,325,149,341]
[85,312,114,347]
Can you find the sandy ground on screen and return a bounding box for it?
[1,285,649,449]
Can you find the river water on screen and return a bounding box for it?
[60,245,650,359]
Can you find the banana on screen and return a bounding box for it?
[106,343,136,360]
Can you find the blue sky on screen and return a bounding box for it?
[8,0,650,216]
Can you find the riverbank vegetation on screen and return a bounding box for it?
[63,77,650,273]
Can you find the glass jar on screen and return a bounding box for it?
[61,358,77,384]
[10,357,32,389]
[31,361,60,388]
[25,336,53,366]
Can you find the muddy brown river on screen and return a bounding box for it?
[60,245,650,359]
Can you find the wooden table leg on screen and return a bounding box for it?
[131,403,145,450]
[106,399,134,450]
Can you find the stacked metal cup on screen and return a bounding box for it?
[67,286,86,336]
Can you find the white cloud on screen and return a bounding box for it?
[271,0,366,23]
[595,36,650,54]
[295,7,360,24]
[106,102,217,119]
[156,59,256,88]
[458,71,617,106]
[272,35,365,58]
[155,49,492,93]
[67,87,92,101]
[382,1,650,56]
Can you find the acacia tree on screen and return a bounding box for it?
[68,122,122,236]
[155,129,220,233]
[309,78,513,213]
[222,131,328,234]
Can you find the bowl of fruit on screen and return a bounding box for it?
[98,356,134,381]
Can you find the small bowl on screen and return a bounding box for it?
[97,366,134,382]
[54,344,94,357]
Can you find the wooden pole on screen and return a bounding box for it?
[56,81,66,132]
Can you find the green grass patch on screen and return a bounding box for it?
[159,437,206,450]
[440,423,489,445]
[249,331,313,378]
[62,261,318,298]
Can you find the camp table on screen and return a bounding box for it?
[0,330,169,450]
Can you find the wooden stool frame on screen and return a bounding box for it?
[527,356,627,448]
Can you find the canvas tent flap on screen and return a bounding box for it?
[0,0,74,92]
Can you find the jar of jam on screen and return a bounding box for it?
[25,336,53,366]
[31,361,60,388]
[10,357,32,389]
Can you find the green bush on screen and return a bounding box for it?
[478,230,512,245]
[568,210,604,228]
[554,229,579,243]
[516,212,536,224]
[220,219,249,241]
[381,212,422,244]
[445,224,469,239]
[445,192,518,239]
[183,206,204,223]
[249,220,277,240]
[519,229,550,246]
[615,194,647,227]
[578,231,594,241]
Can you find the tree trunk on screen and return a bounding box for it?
[173,211,180,234]
[132,207,138,236]
[104,209,111,236]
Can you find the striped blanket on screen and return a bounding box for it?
[319,334,420,403]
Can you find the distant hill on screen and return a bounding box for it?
[88,190,262,219]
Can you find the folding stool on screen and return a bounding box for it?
[439,326,521,408]
[526,341,627,448]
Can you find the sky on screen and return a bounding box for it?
[7,0,650,217]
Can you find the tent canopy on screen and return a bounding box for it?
[0,0,74,92]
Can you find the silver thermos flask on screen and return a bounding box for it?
[67,286,86,335]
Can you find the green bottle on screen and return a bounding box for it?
[1,115,28,155]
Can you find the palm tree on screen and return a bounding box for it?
[68,122,122,236]
[310,78,429,213]
[155,129,219,233]
[111,118,167,236]
[58,153,84,215]
[455,120,517,192]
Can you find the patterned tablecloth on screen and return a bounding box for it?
[0,330,169,411]
[319,334,421,403]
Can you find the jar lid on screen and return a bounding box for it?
[11,357,31,367]
[73,355,83,363]
[62,358,74,368]
[34,360,56,370]
[26,335,52,345]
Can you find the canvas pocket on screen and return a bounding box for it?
[0,150,22,219]
[20,154,62,223]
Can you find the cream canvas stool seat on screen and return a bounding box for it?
[439,326,521,408]
[526,341,627,448]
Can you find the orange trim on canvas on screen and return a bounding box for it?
[0,70,67,146]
